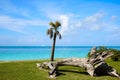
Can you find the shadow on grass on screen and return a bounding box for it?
[57,70,88,76]
[58,70,117,78]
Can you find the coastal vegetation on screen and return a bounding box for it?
[47,21,62,61]
[88,46,120,61]
[37,47,120,78]
[0,59,120,80]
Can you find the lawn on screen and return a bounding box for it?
[0,59,120,80]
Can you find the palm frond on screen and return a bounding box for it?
[49,22,55,28]
[55,21,61,29]
[47,29,50,35]
[47,28,53,39]
[56,31,62,39]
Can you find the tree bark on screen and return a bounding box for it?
[37,47,120,78]
[50,33,56,61]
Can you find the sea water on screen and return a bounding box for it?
[0,46,120,61]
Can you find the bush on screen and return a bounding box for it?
[110,48,120,61]
[87,46,108,57]
[88,46,120,61]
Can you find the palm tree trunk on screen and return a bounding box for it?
[50,33,57,61]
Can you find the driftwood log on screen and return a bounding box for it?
[36,47,120,78]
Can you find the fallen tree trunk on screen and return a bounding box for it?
[36,47,120,78]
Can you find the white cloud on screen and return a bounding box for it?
[56,12,105,36]
[59,15,69,35]
[75,12,105,31]
[49,12,105,36]
[0,15,47,34]
[84,12,104,22]
[36,2,120,37]
[77,12,120,36]
[57,12,120,37]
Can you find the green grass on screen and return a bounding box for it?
[0,59,120,80]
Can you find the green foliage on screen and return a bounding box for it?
[88,46,120,61]
[96,46,108,53]
[0,60,120,80]
[87,46,108,57]
[110,49,120,61]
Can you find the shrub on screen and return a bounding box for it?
[110,48,120,61]
[88,46,120,61]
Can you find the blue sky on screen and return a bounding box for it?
[0,0,120,46]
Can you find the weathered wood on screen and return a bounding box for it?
[37,58,94,78]
[36,47,120,78]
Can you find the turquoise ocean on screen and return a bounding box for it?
[0,46,120,61]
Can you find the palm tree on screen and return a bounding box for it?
[47,21,62,61]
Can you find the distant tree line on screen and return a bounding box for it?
[88,46,120,61]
